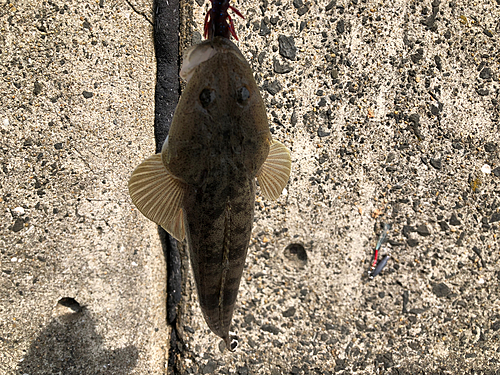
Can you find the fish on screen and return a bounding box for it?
[128,36,291,348]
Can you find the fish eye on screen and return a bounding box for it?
[199,88,215,108]
[236,86,250,104]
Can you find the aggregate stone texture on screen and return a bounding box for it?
[0,0,170,374]
[173,0,500,373]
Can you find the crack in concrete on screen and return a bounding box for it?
[125,0,153,26]
[151,0,182,372]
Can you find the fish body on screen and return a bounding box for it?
[129,37,291,347]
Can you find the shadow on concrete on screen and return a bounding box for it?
[18,304,138,375]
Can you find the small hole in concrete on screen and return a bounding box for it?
[284,243,307,267]
[57,297,81,313]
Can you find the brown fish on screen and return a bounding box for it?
[128,37,291,348]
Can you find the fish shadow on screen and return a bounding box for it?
[18,305,138,375]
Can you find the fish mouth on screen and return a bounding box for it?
[180,43,218,81]
[180,37,247,81]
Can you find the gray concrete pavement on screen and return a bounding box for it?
[174,0,500,373]
[1,1,169,373]
[2,0,500,374]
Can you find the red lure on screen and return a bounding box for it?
[204,0,244,41]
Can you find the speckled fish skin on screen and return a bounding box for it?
[129,36,290,347]
[166,37,271,344]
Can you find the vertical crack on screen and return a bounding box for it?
[152,0,182,373]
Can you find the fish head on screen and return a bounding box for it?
[164,37,271,185]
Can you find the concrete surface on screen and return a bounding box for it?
[2,0,500,374]
[172,0,500,374]
[0,0,169,374]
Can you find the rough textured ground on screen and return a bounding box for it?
[2,0,500,374]
[0,1,169,374]
[173,0,500,374]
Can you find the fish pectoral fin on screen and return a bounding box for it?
[128,154,186,241]
[257,140,291,200]
[161,208,185,242]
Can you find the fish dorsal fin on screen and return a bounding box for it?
[128,154,186,241]
[257,140,291,200]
